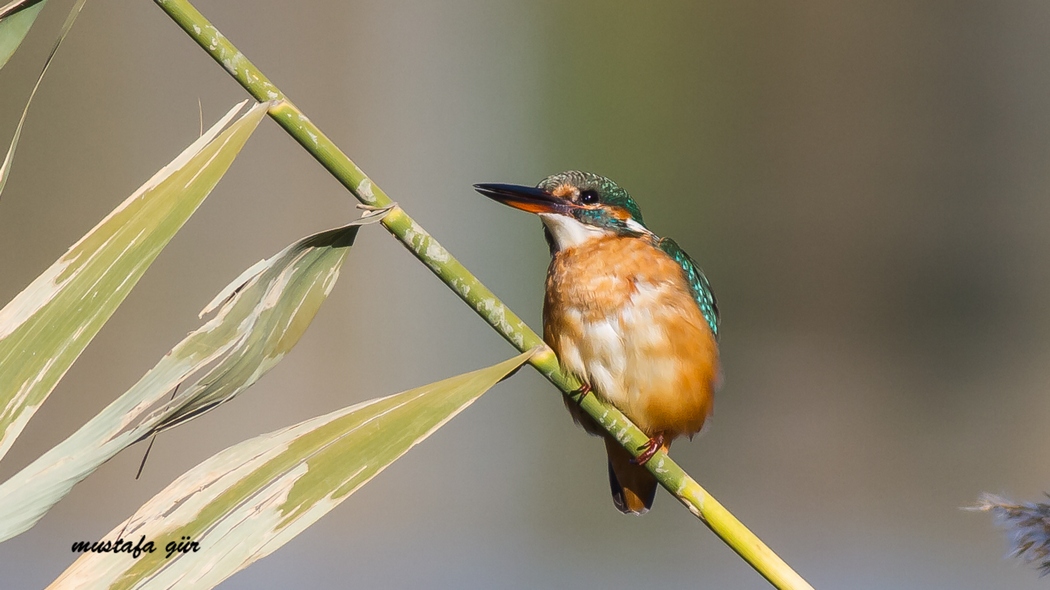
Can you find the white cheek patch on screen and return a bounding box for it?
[624,217,652,236]
[539,213,610,250]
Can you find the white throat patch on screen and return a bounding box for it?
[540,213,610,251]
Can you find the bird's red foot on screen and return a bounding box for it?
[570,382,591,404]
[632,432,666,466]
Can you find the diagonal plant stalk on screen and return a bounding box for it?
[152,1,813,588]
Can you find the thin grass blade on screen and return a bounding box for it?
[0,216,373,542]
[0,0,87,199]
[0,100,267,465]
[48,351,533,590]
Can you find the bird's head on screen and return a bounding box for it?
[474,171,649,253]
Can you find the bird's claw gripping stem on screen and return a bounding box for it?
[632,432,666,466]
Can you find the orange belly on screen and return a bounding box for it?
[543,235,719,439]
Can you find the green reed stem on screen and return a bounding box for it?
[151,1,813,588]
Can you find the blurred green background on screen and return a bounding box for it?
[1,1,1048,588]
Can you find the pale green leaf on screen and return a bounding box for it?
[152,215,384,432]
[0,0,46,70]
[48,351,534,590]
[0,100,268,465]
[0,215,375,542]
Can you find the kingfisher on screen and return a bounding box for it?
[475,171,720,514]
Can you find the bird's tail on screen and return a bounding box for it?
[605,437,667,515]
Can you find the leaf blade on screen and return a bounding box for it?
[0,0,88,199]
[0,100,268,463]
[0,219,362,542]
[48,351,534,590]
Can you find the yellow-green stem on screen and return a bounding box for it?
[151,1,813,588]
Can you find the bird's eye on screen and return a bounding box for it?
[579,189,599,205]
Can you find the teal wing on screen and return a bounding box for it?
[657,237,719,339]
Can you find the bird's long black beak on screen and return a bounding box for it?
[473,183,572,215]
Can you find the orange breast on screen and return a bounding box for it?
[543,235,719,439]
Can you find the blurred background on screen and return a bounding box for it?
[1,0,1048,587]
